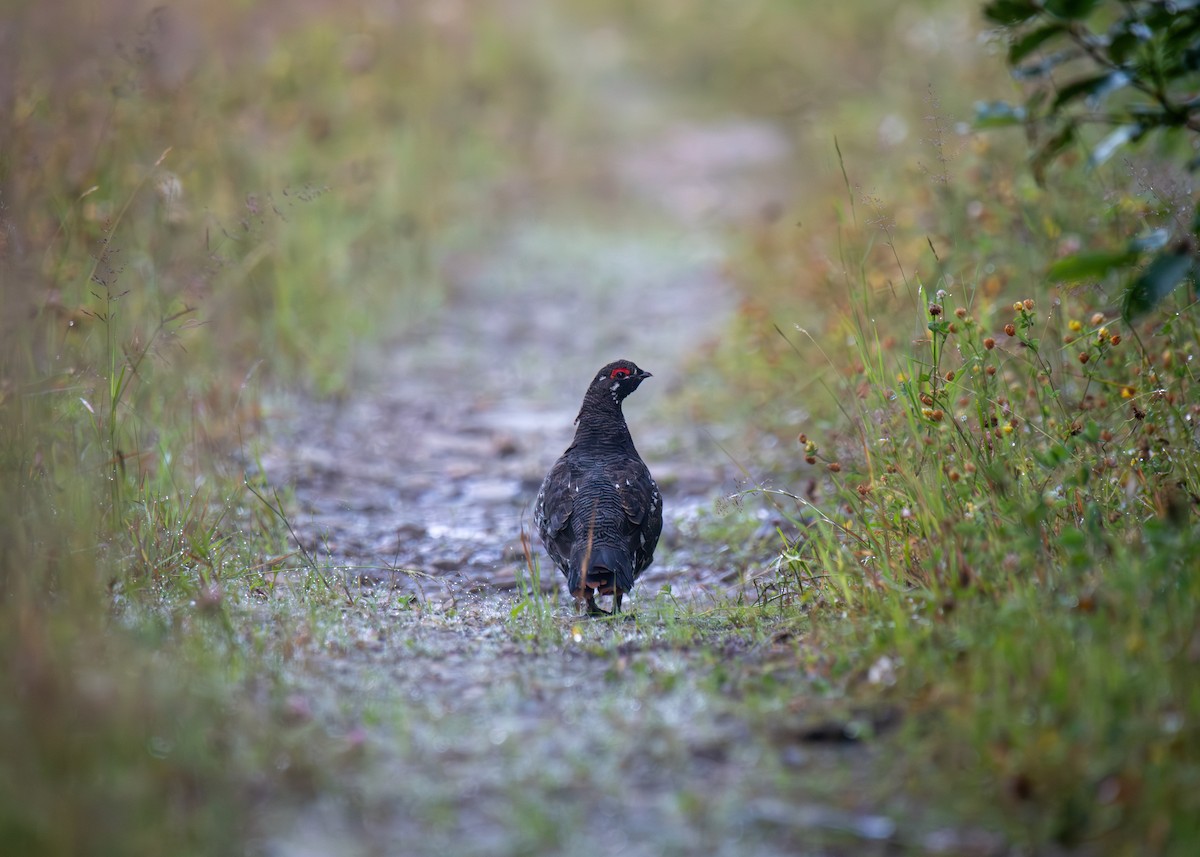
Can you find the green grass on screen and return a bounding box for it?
[699,58,1199,857]
[782,270,1200,850]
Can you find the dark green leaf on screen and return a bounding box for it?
[1009,23,1069,64]
[1048,249,1138,282]
[1053,71,1131,110]
[1045,0,1100,19]
[1107,30,1141,65]
[1144,5,1192,32]
[974,100,1027,128]
[1107,15,1155,61]
[1031,124,1077,184]
[984,0,1039,25]
[1122,250,1195,320]
[1162,13,1200,52]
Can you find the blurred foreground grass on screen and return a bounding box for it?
[2,0,1198,854]
[2,1,554,852]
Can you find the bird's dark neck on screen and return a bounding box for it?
[572,391,633,447]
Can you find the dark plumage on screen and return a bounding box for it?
[535,359,663,615]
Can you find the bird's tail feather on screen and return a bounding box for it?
[569,544,634,596]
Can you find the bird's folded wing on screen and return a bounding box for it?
[614,458,657,526]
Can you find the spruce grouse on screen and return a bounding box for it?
[535,359,663,615]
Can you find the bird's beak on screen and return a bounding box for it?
[639,371,653,380]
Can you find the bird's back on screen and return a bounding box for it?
[539,443,660,595]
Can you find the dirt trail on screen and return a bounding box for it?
[261,30,795,610]
[251,15,905,857]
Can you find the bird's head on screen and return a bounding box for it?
[591,359,652,406]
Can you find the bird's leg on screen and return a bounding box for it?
[583,574,614,616]
[612,590,623,614]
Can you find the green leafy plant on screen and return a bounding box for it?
[979,0,1200,318]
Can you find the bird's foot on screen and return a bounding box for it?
[585,597,612,617]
